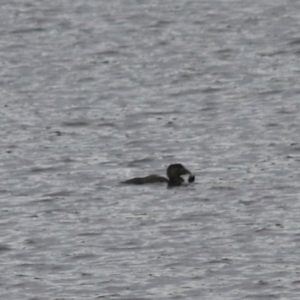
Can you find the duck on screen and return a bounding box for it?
[121,163,195,187]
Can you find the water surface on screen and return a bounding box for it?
[1,0,300,299]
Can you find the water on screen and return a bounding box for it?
[1,0,300,299]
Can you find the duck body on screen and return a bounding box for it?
[121,163,195,187]
[122,175,169,185]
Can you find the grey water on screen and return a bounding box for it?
[1,0,300,299]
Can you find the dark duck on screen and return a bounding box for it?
[121,164,195,187]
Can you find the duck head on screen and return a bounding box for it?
[167,164,193,187]
[167,164,191,178]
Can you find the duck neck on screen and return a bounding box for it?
[168,176,183,187]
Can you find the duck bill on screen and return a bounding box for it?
[182,167,191,175]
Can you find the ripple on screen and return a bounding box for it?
[1,1,300,299]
